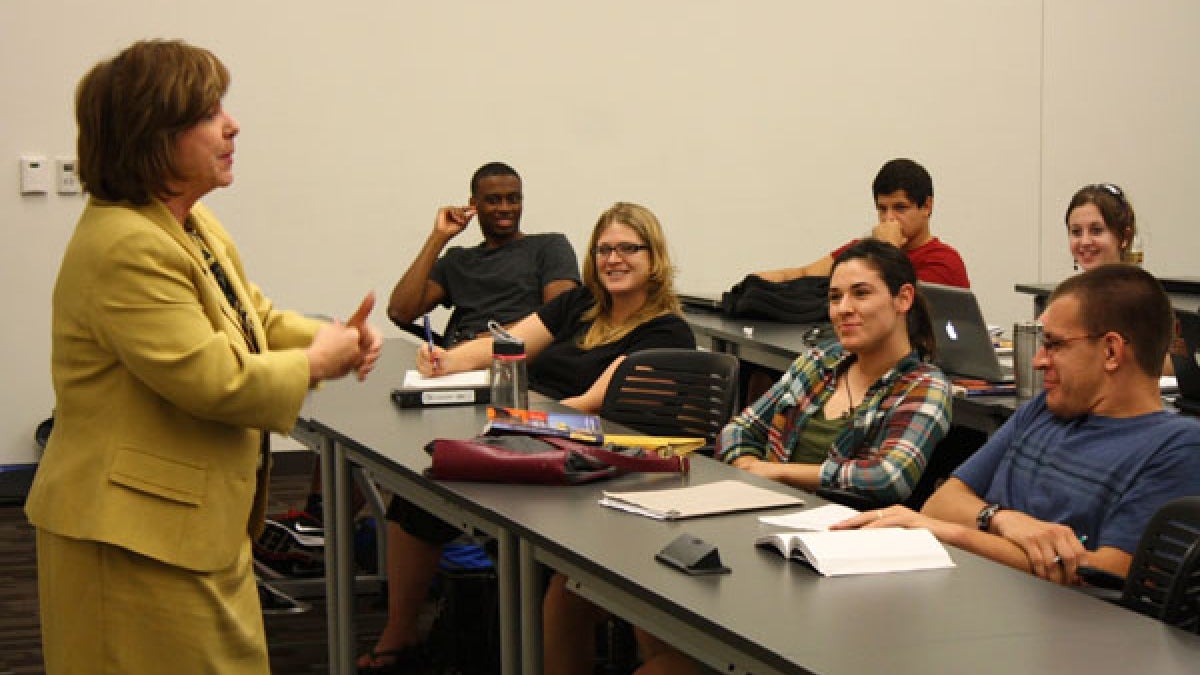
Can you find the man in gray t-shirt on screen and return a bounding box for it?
[387,162,580,345]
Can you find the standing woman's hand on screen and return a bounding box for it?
[306,321,362,385]
[346,291,383,380]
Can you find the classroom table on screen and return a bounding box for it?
[1016,277,1200,316]
[299,338,1200,675]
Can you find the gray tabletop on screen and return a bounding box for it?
[303,338,1200,675]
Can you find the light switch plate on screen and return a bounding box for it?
[20,155,50,194]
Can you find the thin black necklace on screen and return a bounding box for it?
[842,370,856,418]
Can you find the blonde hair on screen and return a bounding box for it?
[578,202,682,350]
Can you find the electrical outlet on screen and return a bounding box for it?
[56,157,81,195]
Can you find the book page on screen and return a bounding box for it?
[601,480,803,519]
[403,369,490,389]
[758,504,860,531]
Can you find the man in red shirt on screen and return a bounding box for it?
[756,158,970,288]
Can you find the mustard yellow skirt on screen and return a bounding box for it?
[36,528,269,675]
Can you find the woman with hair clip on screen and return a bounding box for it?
[1065,182,1140,271]
[359,202,695,673]
[543,239,953,675]
[1063,184,1174,375]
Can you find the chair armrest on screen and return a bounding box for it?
[1077,565,1126,591]
[394,319,445,347]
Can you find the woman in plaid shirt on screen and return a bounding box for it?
[548,239,955,675]
[716,238,952,504]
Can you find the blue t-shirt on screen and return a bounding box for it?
[954,391,1200,554]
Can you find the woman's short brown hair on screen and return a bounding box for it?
[76,39,230,204]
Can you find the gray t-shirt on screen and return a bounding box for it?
[430,232,580,344]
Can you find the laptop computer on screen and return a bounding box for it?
[1170,310,1200,414]
[919,282,1013,383]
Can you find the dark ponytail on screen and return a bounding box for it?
[832,239,937,361]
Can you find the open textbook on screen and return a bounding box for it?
[756,528,955,577]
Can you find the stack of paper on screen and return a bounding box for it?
[599,480,803,520]
[392,369,491,407]
[757,504,861,530]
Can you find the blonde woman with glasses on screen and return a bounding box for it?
[360,202,695,672]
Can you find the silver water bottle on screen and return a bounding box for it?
[1013,321,1044,399]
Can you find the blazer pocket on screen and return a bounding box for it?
[109,447,207,506]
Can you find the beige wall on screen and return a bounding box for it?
[2,1,1196,462]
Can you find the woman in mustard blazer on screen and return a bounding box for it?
[25,39,383,675]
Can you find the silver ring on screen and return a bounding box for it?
[1052,555,1063,564]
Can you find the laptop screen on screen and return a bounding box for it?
[1171,310,1200,403]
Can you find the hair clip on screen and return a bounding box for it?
[1091,183,1126,202]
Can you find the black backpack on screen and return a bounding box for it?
[721,275,830,323]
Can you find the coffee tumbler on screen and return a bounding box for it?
[1013,321,1044,399]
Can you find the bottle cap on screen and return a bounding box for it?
[493,339,525,356]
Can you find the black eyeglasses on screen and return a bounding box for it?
[1040,332,1128,354]
[1040,334,1101,354]
[592,243,649,258]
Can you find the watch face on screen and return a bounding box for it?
[977,504,1000,531]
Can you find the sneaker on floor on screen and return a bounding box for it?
[253,512,325,577]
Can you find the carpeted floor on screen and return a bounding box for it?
[0,450,391,675]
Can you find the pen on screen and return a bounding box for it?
[423,315,439,372]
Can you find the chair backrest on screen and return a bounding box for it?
[1120,495,1200,633]
[902,425,986,510]
[600,348,740,444]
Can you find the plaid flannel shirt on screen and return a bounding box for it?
[716,343,952,503]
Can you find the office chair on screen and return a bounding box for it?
[393,318,446,347]
[1078,495,1200,634]
[599,348,741,451]
[814,425,986,511]
[595,348,740,673]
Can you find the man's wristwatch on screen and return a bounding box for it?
[977,503,1003,532]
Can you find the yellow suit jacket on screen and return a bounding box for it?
[26,198,322,572]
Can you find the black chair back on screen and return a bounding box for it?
[816,425,986,511]
[600,348,740,444]
[1120,495,1200,633]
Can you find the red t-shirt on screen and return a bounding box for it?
[832,237,970,288]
